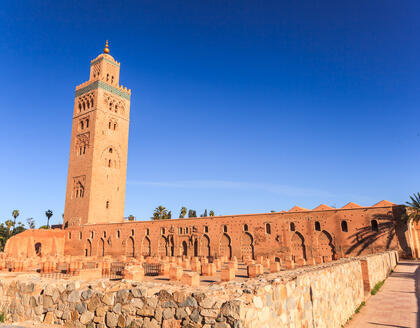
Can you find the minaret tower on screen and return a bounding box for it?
[64,41,131,226]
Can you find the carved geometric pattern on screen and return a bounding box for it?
[101,145,121,169]
[103,92,125,115]
[91,56,120,68]
[72,175,86,199]
[77,92,95,113]
[75,132,90,155]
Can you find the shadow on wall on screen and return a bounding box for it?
[345,207,412,257]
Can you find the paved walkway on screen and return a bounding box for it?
[348,260,420,328]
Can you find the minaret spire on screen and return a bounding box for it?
[104,40,110,54]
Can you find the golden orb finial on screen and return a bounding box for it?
[104,40,110,54]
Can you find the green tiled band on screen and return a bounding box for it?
[75,80,130,100]
[91,56,120,67]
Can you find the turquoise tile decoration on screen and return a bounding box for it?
[75,81,130,100]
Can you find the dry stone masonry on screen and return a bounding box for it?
[0,251,397,328]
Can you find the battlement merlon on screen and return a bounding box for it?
[75,80,131,100]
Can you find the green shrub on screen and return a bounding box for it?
[0,312,5,323]
[371,280,385,295]
[355,301,366,314]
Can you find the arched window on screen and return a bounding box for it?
[223,225,228,233]
[90,98,94,107]
[109,148,113,153]
[243,224,248,232]
[87,101,90,109]
[68,232,71,239]
[186,227,189,234]
[145,228,149,235]
[265,223,271,234]
[109,121,112,129]
[111,76,114,83]
[204,226,209,233]
[106,201,110,209]
[107,73,109,81]
[82,102,86,111]
[79,104,82,112]
[79,231,82,239]
[90,231,94,238]
[116,230,120,239]
[80,121,84,129]
[86,119,89,128]
[108,159,112,167]
[341,220,348,232]
[103,231,107,238]
[371,220,379,232]
[132,229,135,236]
[290,222,295,231]
[83,145,86,154]
[161,227,165,235]
[114,123,117,130]
[314,221,321,231]
[179,227,182,234]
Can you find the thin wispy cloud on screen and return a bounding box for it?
[127,179,334,198]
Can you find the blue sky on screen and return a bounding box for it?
[0,1,419,227]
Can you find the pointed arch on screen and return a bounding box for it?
[240,232,254,260]
[141,236,151,257]
[317,230,336,261]
[85,239,92,257]
[182,240,188,256]
[219,233,232,259]
[193,238,198,257]
[200,234,211,257]
[168,235,174,256]
[291,231,306,261]
[158,236,167,257]
[98,238,105,257]
[126,237,135,257]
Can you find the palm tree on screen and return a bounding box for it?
[406,193,420,223]
[180,207,187,218]
[5,220,14,237]
[12,210,19,227]
[151,206,168,220]
[45,210,53,228]
[128,215,135,221]
[26,218,35,229]
[209,210,215,217]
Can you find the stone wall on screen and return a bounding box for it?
[0,251,397,328]
[360,251,398,292]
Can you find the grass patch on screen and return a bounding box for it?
[355,301,366,314]
[0,312,5,322]
[371,280,385,295]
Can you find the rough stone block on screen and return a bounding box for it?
[123,266,144,281]
[78,268,102,280]
[201,263,216,276]
[191,261,201,273]
[295,258,306,267]
[284,259,295,269]
[247,264,263,278]
[221,267,235,281]
[169,266,183,281]
[270,262,280,273]
[159,262,170,275]
[181,272,200,287]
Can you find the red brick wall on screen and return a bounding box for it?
[64,205,402,260]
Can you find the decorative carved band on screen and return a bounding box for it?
[75,80,130,100]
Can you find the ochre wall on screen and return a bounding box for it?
[64,204,406,260]
[5,229,65,258]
